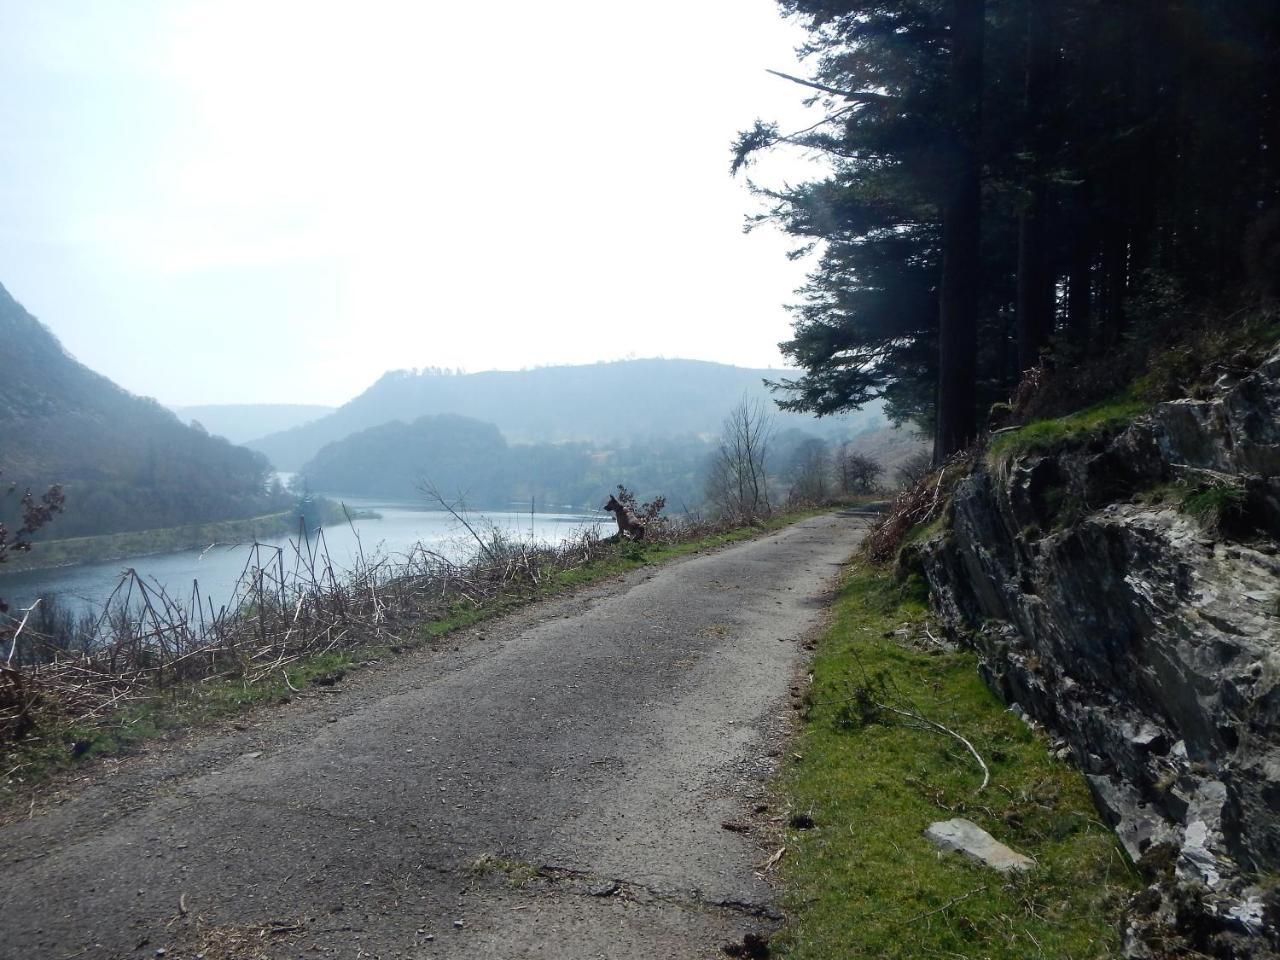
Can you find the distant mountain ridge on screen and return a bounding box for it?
[0,282,290,539]
[172,404,335,445]
[248,358,886,471]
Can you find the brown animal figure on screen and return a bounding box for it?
[603,493,645,541]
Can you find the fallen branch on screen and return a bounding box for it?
[5,599,42,666]
[897,885,988,925]
[878,701,990,793]
[757,846,786,873]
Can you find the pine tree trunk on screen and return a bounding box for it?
[1066,216,1093,348]
[1015,0,1055,373]
[1016,181,1053,371]
[1100,215,1129,346]
[935,0,985,463]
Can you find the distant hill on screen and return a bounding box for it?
[172,404,335,445]
[303,414,511,503]
[299,413,719,509]
[299,411,924,511]
[0,282,291,540]
[248,359,887,471]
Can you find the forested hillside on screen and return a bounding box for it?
[301,414,733,509]
[0,283,290,539]
[249,358,889,471]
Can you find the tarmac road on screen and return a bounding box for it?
[0,513,868,960]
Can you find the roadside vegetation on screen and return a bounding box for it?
[785,316,1278,957]
[0,497,856,809]
[776,562,1138,958]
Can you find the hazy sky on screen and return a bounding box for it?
[1,1,826,407]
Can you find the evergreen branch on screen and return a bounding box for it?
[766,69,894,104]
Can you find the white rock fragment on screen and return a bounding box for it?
[925,818,1035,873]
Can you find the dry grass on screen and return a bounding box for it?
[184,917,305,960]
[0,510,760,752]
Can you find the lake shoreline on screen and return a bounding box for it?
[0,511,298,575]
[0,505,605,621]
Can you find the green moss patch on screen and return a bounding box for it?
[776,562,1138,959]
[987,396,1149,463]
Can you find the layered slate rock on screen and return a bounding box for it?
[915,345,1280,959]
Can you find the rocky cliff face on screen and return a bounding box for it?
[917,346,1280,958]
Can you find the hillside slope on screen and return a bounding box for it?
[0,283,288,539]
[248,359,887,470]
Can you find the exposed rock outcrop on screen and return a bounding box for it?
[917,346,1280,958]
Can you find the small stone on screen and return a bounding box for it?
[925,818,1034,873]
[453,919,464,928]
[588,881,619,897]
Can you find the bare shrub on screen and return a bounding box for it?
[706,396,774,522]
[839,450,884,493]
[0,477,65,614]
[787,439,830,505]
[893,449,935,489]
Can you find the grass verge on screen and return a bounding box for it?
[775,561,1139,959]
[2,508,828,809]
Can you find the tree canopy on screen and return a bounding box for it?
[740,0,1280,459]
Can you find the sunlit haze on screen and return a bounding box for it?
[1,0,826,406]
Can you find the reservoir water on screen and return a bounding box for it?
[0,497,605,620]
